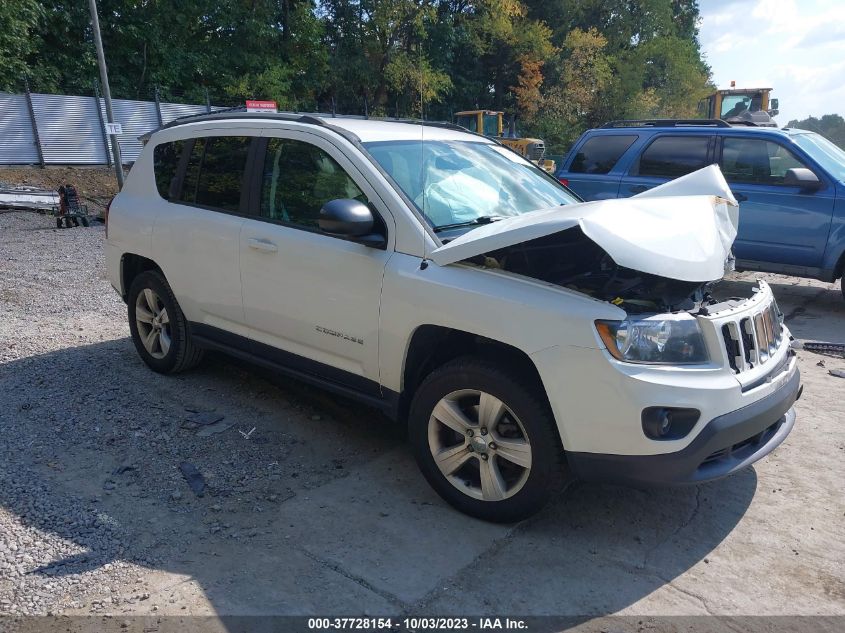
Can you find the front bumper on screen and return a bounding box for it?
[565,365,801,486]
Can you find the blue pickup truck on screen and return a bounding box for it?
[555,120,845,299]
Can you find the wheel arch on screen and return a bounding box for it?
[120,253,164,300]
[835,247,845,281]
[397,325,551,424]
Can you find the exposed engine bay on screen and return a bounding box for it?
[430,167,741,304]
[467,226,720,314]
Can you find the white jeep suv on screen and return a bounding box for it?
[106,112,801,522]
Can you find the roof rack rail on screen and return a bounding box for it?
[601,119,731,128]
[142,109,468,141]
[156,109,329,131]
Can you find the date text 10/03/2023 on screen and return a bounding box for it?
[308,617,529,630]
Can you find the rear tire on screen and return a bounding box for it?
[127,270,204,374]
[408,357,561,522]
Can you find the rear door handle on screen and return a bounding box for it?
[629,185,649,194]
[247,237,278,253]
[735,193,748,202]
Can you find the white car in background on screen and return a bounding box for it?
[105,112,801,521]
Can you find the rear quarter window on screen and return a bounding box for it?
[153,141,185,200]
[569,135,637,174]
[179,136,251,212]
[634,136,710,179]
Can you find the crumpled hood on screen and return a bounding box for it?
[429,165,740,283]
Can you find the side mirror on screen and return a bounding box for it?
[770,98,779,110]
[783,167,821,190]
[318,198,386,247]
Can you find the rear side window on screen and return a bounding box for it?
[569,135,637,174]
[634,136,710,178]
[153,141,184,200]
[180,136,251,212]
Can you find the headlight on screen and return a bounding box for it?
[595,315,709,364]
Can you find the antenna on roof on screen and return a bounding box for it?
[419,41,429,271]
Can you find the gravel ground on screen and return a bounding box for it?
[0,211,399,615]
[1,209,843,624]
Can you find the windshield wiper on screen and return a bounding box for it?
[433,215,505,233]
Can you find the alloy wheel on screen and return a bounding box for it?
[134,288,171,359]
[427,389,532,502]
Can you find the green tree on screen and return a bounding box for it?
[1,0,713,152]
[533,27,612,150]
[522,0,712,151]
[0,0,43,91]
[464,0,554,116]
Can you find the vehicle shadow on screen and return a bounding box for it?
[0,338,755,621]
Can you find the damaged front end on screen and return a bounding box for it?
[430,166,741,316]
[464,226,718,314]
[463,226,719,365]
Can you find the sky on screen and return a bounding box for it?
[698,0,845,124]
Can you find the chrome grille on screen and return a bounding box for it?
[721,300,783,373]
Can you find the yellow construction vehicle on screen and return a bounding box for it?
[454,110,556,172]
[699,87,779,126]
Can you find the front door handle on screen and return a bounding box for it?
[247,237,278,253]
[735,193,748,202]
[629,185,649,194]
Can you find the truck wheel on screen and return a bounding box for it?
[127,270,204,374]
[408,357,560,522]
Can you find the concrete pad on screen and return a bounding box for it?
[270,448,513,605]
[422,478,750,615]
[165,545,398,615]
[74,538,399,617]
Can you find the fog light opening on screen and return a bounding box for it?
[659,411,672,436]
[642,407,700,441]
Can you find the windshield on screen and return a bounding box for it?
[364,140,579,229]
[721,95,752,117]
[791,132,845,182]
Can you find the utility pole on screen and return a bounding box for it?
[89,0,124,188]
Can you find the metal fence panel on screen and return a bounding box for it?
[159,102,209,125]
[0,93,40,165]
[1,92,224,166]
[32,93,108,164]
[98,97,160,164]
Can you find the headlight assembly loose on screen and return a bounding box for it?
[595,316,709,364]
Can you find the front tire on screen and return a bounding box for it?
[127,270,204,374]
[408,357,561,522]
